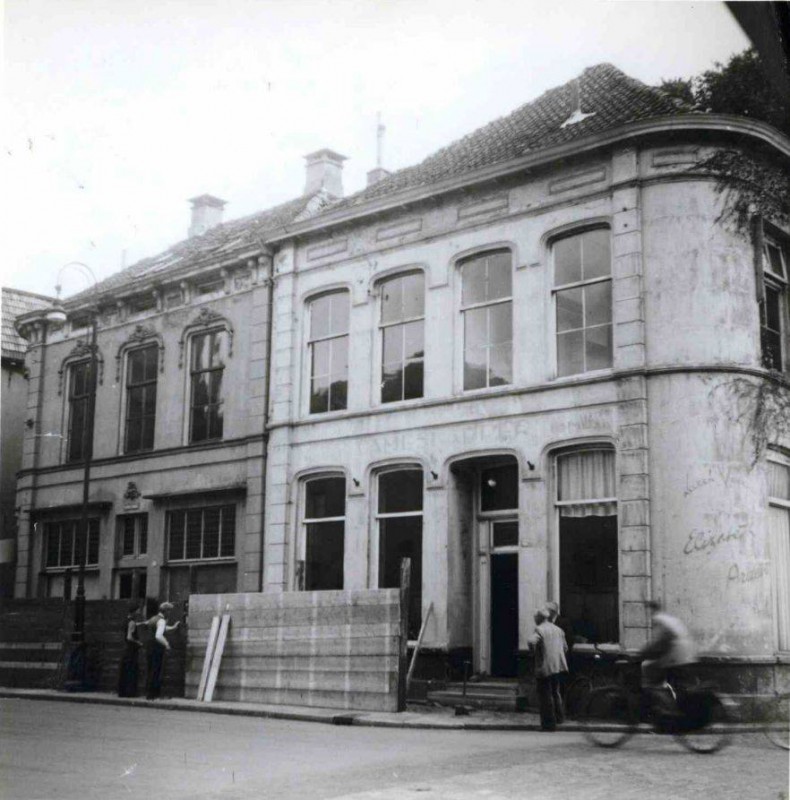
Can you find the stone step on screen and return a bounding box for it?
[427,689,519,711]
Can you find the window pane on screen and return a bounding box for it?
[331,336,349,380]
[311,295,331,339]
[144,347,158,380]
[381,277,404,324]
[487,252,512,301]
[208,331,226,367]
[585,281,612,327]
[461,259,486,306]
[382,364,403,404]
[489,342,512,386]
[70,362,88,397]
[312,339,331,378]
[383,326,402,365]
[402,273,425,319]
[186,510,203,559]
[138,516,148,554]
[379,469,423,513]
[220,506,236,557]
[68,400,86,461]
[310,375,330,413]
[557,330,584,377]
[122,517,136,556]
[489,303,511,345]
[306,477,346,519]
[554,235,582,285]
[481,464,518,511]
[129,350,146,384]
[192,373,209,407]
[88,519,100,564]
[119,573,133,599]
[329,375,347,411]
[586,325,613,371]
[191,334,207,371]
[557,449,616,503]
[208,371,223,404]
[61,523,74,567]
[582,229,611,280]
[191,403,208,442]
[557,287,583,332]
[403,359,424,400]
[127,386,144,419]
[379,516,422,639]
[404,321,424,360]
[209,402,224,440]
[465,307,487,349]
[765,285,781,331]
[203,507,220,558]
[168,511,185,560]
[329,292,350,336]
[766,242,786,278]
[762,329,782,371]
[125,419,142,454]
[493,520,519,547]
[46,525,59,567]
[306,521,344,590]
[464,346,487,390]
[768,461,790,501]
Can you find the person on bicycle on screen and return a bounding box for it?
[639,600,697,687]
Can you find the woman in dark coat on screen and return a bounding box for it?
[117,603,143,697]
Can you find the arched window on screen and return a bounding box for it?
[302,475,346,590]
[379,272,424,403]
[376,468,423,638]
[308,291,350,413]
[554,447,618,644]
[124,344,158,453]
[552,228,612,376]
[189,329,226,443]
[66,360,92,463]
[459,250,512,390]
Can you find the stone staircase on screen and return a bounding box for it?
[427,679,521,711]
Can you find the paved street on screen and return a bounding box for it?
[0,698,787,800]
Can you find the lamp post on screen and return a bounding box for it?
[55,262,99,691]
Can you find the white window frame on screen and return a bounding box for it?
[767,451,790,652]
[551,227,613,379]
[298,473,346,590]
[184,327,227,445]
[306,290,350,415]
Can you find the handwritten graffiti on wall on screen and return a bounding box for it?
[682,523,753,556]
[682,464,746,498]
[726,561,769,586]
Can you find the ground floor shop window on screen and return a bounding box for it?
[166,562,237,601]
[555,448,619,644]
[768,456,790,650]
[116,568,147,600]
[303,476,345,590]
[376,468,423,639]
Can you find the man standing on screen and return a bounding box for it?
[530,608,568,731]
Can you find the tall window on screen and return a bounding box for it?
[768,456,790,650]
[125,345,158,452]
[67,361,92,462]
[460,251,512,390]
[167,505,235,561]
[380,273,425,403]
[761,236,788,372]
[303,476,345,590]
[309,292,349,413]
[555,448,618,644]
[553,228,612,377]
[190,330,225,442]
[45,519,100,568]
[117,513,148,557]
[377,469,423,638]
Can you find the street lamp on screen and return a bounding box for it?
[56,262,99,691]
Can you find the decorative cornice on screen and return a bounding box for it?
[178,307,234,368]
[115,324,165,382]
[57,341,104,395]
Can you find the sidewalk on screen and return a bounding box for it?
[0,686,763,733]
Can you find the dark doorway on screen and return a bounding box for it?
[490,552,518,677]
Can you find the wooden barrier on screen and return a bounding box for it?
[185,589,404,711]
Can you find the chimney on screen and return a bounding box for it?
[188,194,226,238]
[304,149,347,198]
[366,167,391,187]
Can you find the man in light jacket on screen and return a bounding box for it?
[530,608,568,731]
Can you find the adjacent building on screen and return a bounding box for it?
[11,64,790,692]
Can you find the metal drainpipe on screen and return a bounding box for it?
[257,245,276,593]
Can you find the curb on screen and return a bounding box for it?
[0,688,766,734]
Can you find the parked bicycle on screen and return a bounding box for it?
[763,691,790,751]
[563,644,622,718]
[581,657,732,754]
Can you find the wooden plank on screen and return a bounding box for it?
[196,615,220,701]
[406,601,433,692]
[397,558,411,712]
[204,614,230,703]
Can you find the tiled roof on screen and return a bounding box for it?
[2,288,54,361]
[69,192,329,304]
[325,63,685,214]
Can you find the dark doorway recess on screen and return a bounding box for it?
[490,552,518,677]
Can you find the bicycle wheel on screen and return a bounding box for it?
[675,693,732,754]
[581,686,637,748]
[564,677,592,719]
[764,692,790,751]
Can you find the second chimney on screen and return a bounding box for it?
[188,194,226,238]
[304,149,347,198]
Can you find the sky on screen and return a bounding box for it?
[2,0,749,299]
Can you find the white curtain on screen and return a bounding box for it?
[768,504,790,651]
[557,449,616,517]
[768,461,790,501]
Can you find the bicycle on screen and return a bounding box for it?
[563,644,622,718]
[763,691,790,751]
[581,658,732,754]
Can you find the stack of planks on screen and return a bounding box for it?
[185,589,403,711]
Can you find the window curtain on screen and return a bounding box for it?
[558,449,616,517]
[768,504,790,651]
[768,461,790,501]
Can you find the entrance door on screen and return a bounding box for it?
[489,519,519,677]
